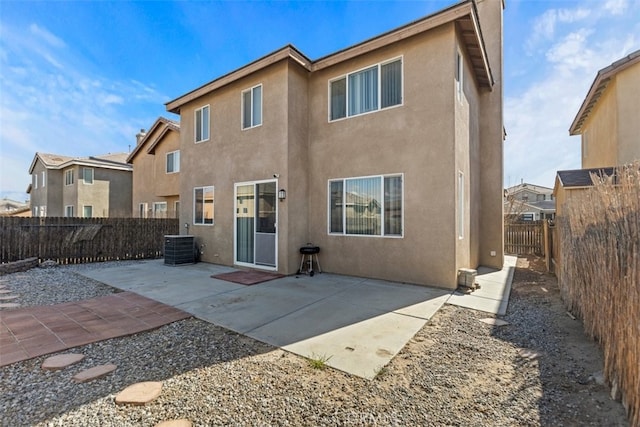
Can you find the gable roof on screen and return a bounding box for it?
[505,182,553,194]
[556,167,617,188]
[569,49,640,135]
[126,117,180,163]
[29,152,132,174]
[166,0,494,114]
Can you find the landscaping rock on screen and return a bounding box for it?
[72,364,117,383]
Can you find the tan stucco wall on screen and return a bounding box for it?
[131,125,181,217]
[76,167,132,217]
[476,0,505,269]
[582,60,640,168]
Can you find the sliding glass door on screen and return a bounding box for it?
[235,180,277,269]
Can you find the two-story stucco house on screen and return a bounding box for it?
[165,0,504,289]
[127,118,181,218]
[504,182,555,221]
[27,152,132,218]
[555,50,640,217]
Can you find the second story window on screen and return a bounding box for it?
[166,150,180,174]
[83,168,94,184]
[34,174,38,189]
[195,105,210,143]
[242,84,262,129]
[65,169,74,186]
[330,57,402,121]
[41,171,46,188]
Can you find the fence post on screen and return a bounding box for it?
[543,220,550,272]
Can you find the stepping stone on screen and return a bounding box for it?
[115,381,163,405]
[42,353,85,370]
[0,295,19,301]
[72,364,117,383]
[0,303,21,308]
[155,420,192,427]
[479,318,510,326]
[0,289,13,294]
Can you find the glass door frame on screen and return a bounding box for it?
[233,179,278,271]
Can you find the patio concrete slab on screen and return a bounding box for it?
[446,255,517,315]
[80,261,452,379]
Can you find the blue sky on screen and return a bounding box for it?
[0,0,638,201]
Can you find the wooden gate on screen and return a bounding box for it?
[504,221,544,255]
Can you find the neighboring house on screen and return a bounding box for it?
[556,50,640,215]
[27,152,132,218]
[0,198,29,216]
[504,182,555,221]
[569,49,640,169]
[165,0,504,289]
[127,118,181,218]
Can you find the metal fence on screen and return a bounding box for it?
[0,217,179,264]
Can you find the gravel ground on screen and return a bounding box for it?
[0,258,630,426]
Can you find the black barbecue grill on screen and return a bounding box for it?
[298,244,321,276]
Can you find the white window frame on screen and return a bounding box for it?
[193,186,214,225]
[83,167,94,184]
[241,84,263,130]
[327,173,404,238]
[65,205,74,217]
[65,169,74,186]
[82,205,93,218]
[456,50,463,102]
[34,173,38,189]
[166,150,180,174]
[39,206,47,217]
[41,171,46,188]
[174,201,180,219]
[458,171,464,239]
[153,202,168,218]
[328,56,403,122]
[195,105,210,143]
[33,206,37,217]
[139,202,148,218]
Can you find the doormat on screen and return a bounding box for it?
[211,270,285,286]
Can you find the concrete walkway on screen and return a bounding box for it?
[80,261,452,379]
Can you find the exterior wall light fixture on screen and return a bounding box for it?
[278,189,286,201]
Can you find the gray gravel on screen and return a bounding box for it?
[0,260,629,426]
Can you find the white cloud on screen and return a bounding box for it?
[604,0,628,15]
[29,23,66,48]
[528,8,591,49]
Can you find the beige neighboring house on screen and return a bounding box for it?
[127,118,181,218]
[556,49,640,216]
[165,0,504,289]
[504,182,555,221]
[0,198,30,216]
[27,152,132,218]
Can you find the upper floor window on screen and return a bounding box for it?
[65,169,74,186]
[329,174,403,237]
[456,51,463,102]
[195,105,210,143]
[41,171,46,187]
[242,84,262,129]
[34,174,38,189]
[194,186,214,225]
[329,57,402,121]
[83,168,94,184]
[166,150,180,174]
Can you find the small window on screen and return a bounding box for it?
[166,151,180,174]
[33,207,37,217]
[195,105,210,143]
[194,186,214,225]
[41,171,46,188]
[65,169,74,186]
[242,84,262,129]
[39,206,46,217]
[329,58,402,121]
[153,202,167,218]
[139,203,148,218]
[329,174,403,237]
[83,205,93,218]
[174,201,180,219]
[458,171,464,239]
[83,168,94,184]
[65,205,74,217]
[34,174,38,189]
[456,51,463,102]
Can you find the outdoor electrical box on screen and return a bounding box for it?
[164,235,195,266]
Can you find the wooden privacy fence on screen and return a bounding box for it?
[504,220,545,255]
[0,217,179,264]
